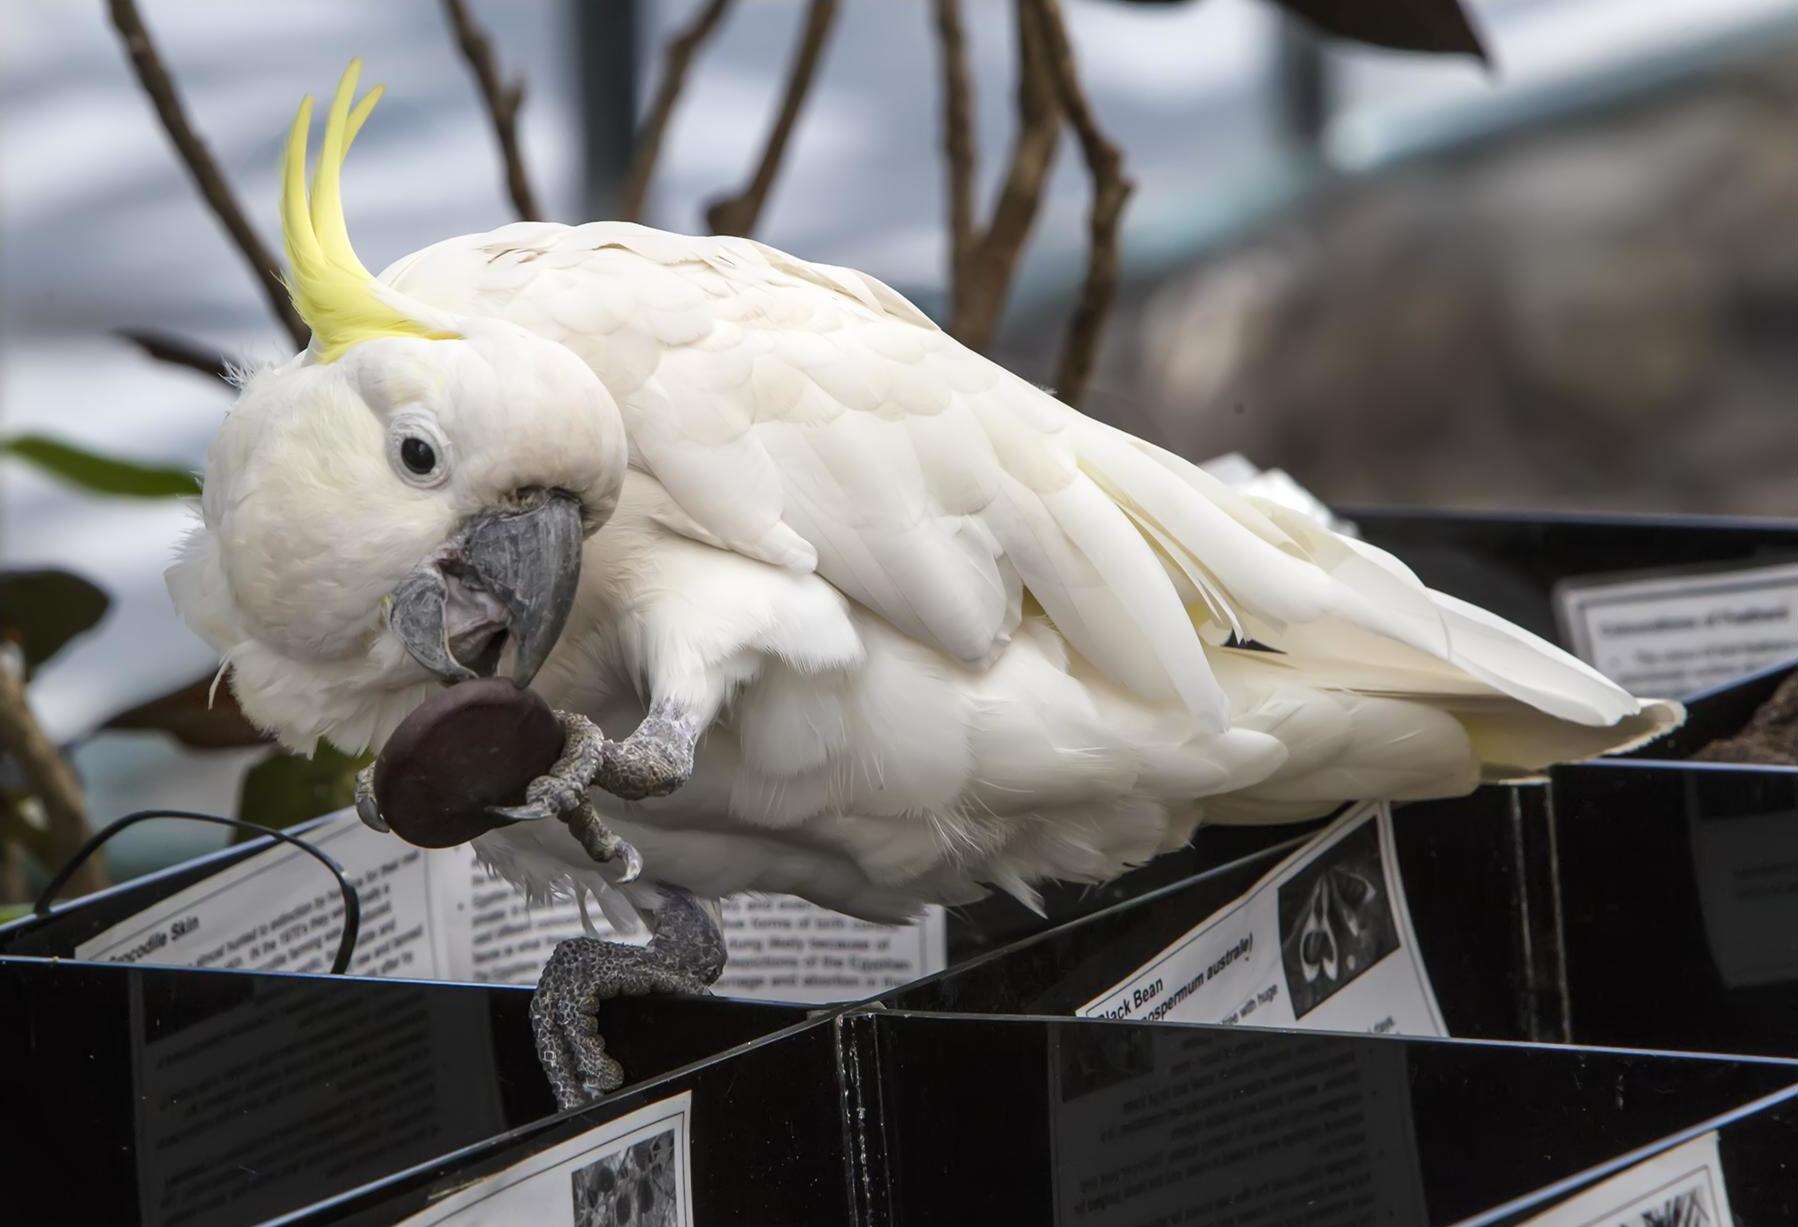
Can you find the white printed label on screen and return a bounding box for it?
[398,1092,693,1226]
[1556,562,1798,697]
[1517,1131,1733,1227]
[75,811,946,1003]
[1078,802,1446,1038]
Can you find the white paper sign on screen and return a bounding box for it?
[1556,561,1798,697]
[1517,1131,1734,1227]
[398,1092,693,1226]
[1078,802,1446,1038]
[76,811,946,1003]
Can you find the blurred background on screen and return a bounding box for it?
[3,0,1796,889]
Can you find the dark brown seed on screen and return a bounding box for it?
[374,677,564,848]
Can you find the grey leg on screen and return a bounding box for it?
[531,886,727,1109]
[591,698,700,801]
[489,711,643,877]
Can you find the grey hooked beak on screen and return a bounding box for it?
[385,491,584,687]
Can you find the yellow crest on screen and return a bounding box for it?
[282,61,458,362]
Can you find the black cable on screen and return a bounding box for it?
[33,809,361,976]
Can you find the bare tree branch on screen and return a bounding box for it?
[0,657,105,896]
[932,0,977,293]
[706,0,840,237]
[0,800,56,874]
[1031,0,1133,406]
[105,0,306,349]
[119,330,234,386]
[442,0,544,221]
[951,0,1061,351]
[620,0,736,222]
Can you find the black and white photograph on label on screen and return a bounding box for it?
[571,1131,679,1227]
[21,0,1798,1222]
[1276,819,1402,1019]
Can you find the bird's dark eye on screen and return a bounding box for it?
[400,437,437,475]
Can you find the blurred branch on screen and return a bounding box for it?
[104,0,307,349]
[441,0,544,221]
[0,800,56,873]
[706,0,840,237]
[1033,0,1132,406]
[0,657,105,895]
[105,675,270,751]
[950,0,1061,351]
[620,0,736,222]
[119,330,233,386]
[932,0,976,291]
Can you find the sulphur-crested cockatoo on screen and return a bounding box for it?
[170,65,1679,1106]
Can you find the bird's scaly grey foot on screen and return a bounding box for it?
[488,711,643,881]
[497,703,698,811]
[532,886,726,1109]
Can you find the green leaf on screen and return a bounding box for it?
[0,433,200,499]
[0,569,110,668]
[236,743,369,837]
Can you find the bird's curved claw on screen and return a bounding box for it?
[354,764,389,833]
[487,801,557,824]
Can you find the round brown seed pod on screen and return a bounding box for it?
[373,677,564,848]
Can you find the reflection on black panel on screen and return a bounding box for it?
[1049,1025,1426,1225]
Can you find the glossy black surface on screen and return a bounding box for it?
[884,785,1566,1041]
[1351,508,1798,648]
[1553,760,1798,1058]
[0,957,806,1225]
[886,765,1798,1071]
[848,1010,1798,1226]
[1481,1088,1798,1225]
[282,1014,851,1226]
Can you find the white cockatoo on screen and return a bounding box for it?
[170,65,1679,1104]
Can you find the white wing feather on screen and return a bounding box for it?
[385,223,1674,752]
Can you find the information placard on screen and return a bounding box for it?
[1556,561,1798,696]
[75,812,945,1004]
[1078,803,1446,1038]
[398,1092,694,1226]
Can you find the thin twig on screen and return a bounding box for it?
[619,0,736,222]
[933,0,977,291]
[1031,0,1132,406]
[105,0,306,349]
[952,0,1061,351]
[705,0,840,237]
[0,656,105,895]
[119,330,234,386]
[441,0,544,221]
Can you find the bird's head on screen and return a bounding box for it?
[170,62,625,750]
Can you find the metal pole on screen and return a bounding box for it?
[1274,14,1330,154]
[578,0,640,221]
